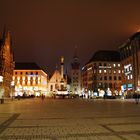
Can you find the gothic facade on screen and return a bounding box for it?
[0,29,15,97]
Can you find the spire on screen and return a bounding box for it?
[55,64,58,70]
[74,45,78,59]
[73,45,79,62]
[2,24,7,39]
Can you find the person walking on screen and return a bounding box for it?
[135,92,139,104]
[41,94,45,101]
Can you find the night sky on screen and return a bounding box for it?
[0,0,140,75]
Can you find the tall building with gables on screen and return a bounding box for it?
[0,29,14,97]
[119,31,140,95]
[71,48,81,95]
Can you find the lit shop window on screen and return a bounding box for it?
[99,70,102,73]
[104,70,107,73]
[17,77,20,81]
[127,75,130,80]
[114,70,116,74]
[118,70,121,73]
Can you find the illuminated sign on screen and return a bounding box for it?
[124,64,132,76]
[99,66,111,69]
[124,64,131,69]
[0,76,3,82]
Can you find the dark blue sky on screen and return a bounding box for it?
[0,0,140,74]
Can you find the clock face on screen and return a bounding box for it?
[61,56,64,63]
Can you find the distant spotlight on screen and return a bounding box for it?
[137,29,140,32]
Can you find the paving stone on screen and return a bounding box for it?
[0,98,140,139]
[120,134,140,140]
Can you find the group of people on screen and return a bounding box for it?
[41,94,45,101]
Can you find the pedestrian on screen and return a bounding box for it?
[135,92,139,104]
[41,94,45,101]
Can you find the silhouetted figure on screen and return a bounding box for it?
[41,94,45,101]
[18,95,20,100]
[135,93,139,104]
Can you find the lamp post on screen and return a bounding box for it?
[0,76,4,104]
[11,81,15,100]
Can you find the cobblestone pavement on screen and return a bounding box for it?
[0,98,140,140]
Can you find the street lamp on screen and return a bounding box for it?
[11,81,15,100]
[0,76,4,104]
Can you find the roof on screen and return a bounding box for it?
[130,31,140,40]
[15,62,41,70]
[89,50,120,62]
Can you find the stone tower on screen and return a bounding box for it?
[71,47,81,95]
[0,28,15,97]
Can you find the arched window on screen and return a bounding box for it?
[50,85,53,91]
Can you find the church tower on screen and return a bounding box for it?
[0,28,15,97]
[71,47,81,95]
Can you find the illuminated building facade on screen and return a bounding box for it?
[119,32,140,94]
[71,49,81,95]
[82,50,122,94]
[48,56,67,95]
[13,62,48,96]
[0,29,14,97]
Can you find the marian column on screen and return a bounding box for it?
[60,56,64,79]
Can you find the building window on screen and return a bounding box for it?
[118,76,121,80]
[104,70,107,73]
[99,76,102,80]
[30,72,33,75]
[26,72,28,75]
[109,76,112,80]
[109,83,112,88]
[118,64,120,67]
[104,76,107,80]
[108,70,112,74]
[15,72,17,75]
[114,76,117,80]
[130,74,133,79]
[93,76,96,80]
[113,64,116,67]
[99,70,102,73]
[114,70,116,74]
[20,72,22,75]
[36,72,38,75]
[118,70,121,73]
